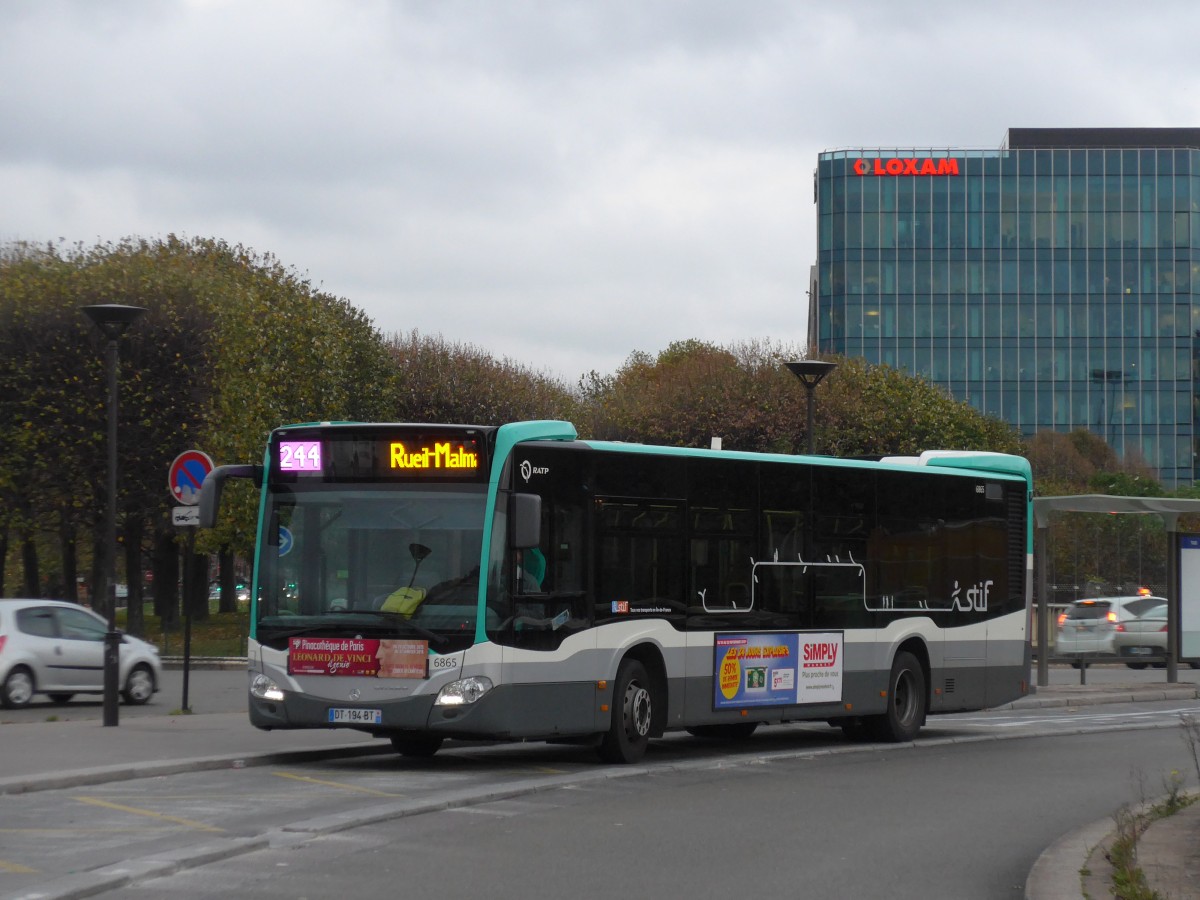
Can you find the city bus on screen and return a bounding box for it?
[199,419,1032,763]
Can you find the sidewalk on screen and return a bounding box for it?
[1015,678,1200,900]
[0,711,390,795]
[2,676,1198,899]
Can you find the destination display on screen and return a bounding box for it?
[272,428,487,482]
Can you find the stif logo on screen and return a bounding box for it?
[853,158,960,177]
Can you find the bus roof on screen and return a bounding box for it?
[577,438,1031,485]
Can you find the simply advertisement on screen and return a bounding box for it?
[712,632,843,710]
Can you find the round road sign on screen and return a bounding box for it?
[168,450,214,506]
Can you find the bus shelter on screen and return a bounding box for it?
[1033,494,1200,687]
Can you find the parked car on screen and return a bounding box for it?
[0,598,162,709]
[1112,600,1168,669]
[1055,595,1167,664]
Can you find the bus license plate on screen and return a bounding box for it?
[328,708,382,724]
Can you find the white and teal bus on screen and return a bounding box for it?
[199,420,1032,763]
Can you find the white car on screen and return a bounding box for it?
[1112,600,1168,669]
[1055,596,1167,663]
[0,598,162,708]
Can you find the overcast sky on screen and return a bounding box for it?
[4,1,1200,383]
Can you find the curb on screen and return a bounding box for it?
[159,657,247,670]
[1024,790,1200,900]
[1025,814,1113,900]
[0,742,394,797]
[1003,684,1200,710]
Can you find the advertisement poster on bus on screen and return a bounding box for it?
[712,632,843,709]
[288,637,429,678]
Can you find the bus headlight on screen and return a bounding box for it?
[251,674,285,702]
[434,676,493,706]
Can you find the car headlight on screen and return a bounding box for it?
[251,674,285,702]
[434,675,493,706]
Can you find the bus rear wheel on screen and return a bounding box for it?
[867,651,926,743]
[598,659,652,764]
[390,732,444,758]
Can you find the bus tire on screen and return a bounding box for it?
[867,651,925,743]
[686,723,759,740]
[598,659,652,764]
[390,732,444,758]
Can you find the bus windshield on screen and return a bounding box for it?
[254,484,488,651]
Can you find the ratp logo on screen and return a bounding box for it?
[519,459,549,483]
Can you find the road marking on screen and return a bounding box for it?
[950,705,1200,728]
[271,771,405,797]
[0,827,155,834]
[0,860,38,873]
[72,797,224,833]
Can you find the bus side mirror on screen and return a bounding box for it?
[198,465,261,528]
[511,493,542,549]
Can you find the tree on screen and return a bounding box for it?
[588,342,1022,457]
[0,237,401,628]
[384,331,578,425]
[817,357,1023,457]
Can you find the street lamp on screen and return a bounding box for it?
[82,304,146,727]
[785,360,837,455]
[1090,368,1124,446]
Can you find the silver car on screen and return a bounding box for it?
[0,598,162,708]
[1055,595,1167,662]
[1112,600,1168,669]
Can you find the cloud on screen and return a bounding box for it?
[3,0,1200,382]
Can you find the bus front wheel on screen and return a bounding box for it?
[598,659,652,764]
[867,651,926,743]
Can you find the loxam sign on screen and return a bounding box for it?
[853,158,960,176]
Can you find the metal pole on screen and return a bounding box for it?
[82,303,145,728]
[805,386,816,455]
[1166,523,1179,683]
[102,334,120,727]
[1036,522,1049,688]
[182,529,194,712]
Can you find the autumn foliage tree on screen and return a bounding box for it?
[587,339,1022,457]
[385,330,578,425]
[0,237,398,630]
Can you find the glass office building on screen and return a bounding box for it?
[812,128,1200,486]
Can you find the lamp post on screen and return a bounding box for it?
[1090,368,1124,447]
[82,304,146,727]
[785,360,837,455]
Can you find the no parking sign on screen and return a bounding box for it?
[168,450,214,506]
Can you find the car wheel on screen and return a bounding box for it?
[121,664,155,705]
[1,667,35,709]
[1125,662,1148,670]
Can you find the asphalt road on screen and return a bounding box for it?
[4,701,1198,900]
[4,659,1196,725]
